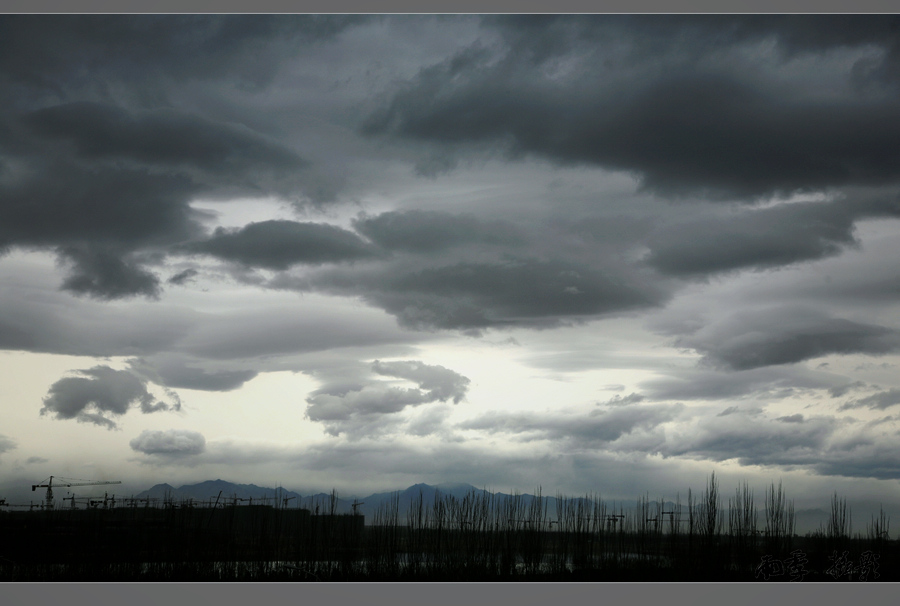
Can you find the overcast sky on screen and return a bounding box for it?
[2,14,900,513]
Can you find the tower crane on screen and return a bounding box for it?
[31,476,121,510]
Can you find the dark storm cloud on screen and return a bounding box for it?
[157,301,422,361]
[676,307,900,371]
[130,429,206,458]
[774,226,900,306]
[365,15,900,199]
[5,102,309,289]
[308,257,668,332]
[600,393,645,407]
[4,99,307,255]
[807,449,900,481]
[644,194,900,276]
[660,411,839,463]
[25,456,48,464]
[40,366,179,429]
[0,278,198,357]
[352,210,522,253]
[728,15,900,61]
[829,381,868,398]
[0,160,202,250]
[187,220,376,270]
[486,15,900,72]
[0,266,422,383]
[0,434,16,456]
[25,102,307,185]
[0,15,357,301]
[777,414,805,423]
[459,403,683,446]
[0,156,202,298]
[641,365,846,402]
[305,360,470,437]
[0,132,300,298]
[658,409,900,480]
[161,367,257,393]
[840,388,900,411]
[0,15,367,99]
[167,268,199,285]
[57,245,161,300]
[127,357,258,392]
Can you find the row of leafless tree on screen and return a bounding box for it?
[1,473,893,580]
[353,472,893,579]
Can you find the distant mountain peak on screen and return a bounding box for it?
[434,482,479,491]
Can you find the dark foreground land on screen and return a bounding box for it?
[1,497,896,582]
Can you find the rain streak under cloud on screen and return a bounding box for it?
[2,14,900,512]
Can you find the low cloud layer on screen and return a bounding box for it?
[167,268,199,285]
[459,402,684,448]
[644,194,900,276]
[658,410,900,481]
[371,360,470,403]
[128,357,258,393]
[675,307,900,370]
[130,429,206,458]
[40,366,180,429]
[840,388,900,411]
[187,220,376,270]
[457,399,900,481]
[306,258,668,332]
[0,434,16,457]
[660,411,839,463]
[57,244,163,300]
[352,210,522,253]
[640,365,845,402]
[305,360,471,437]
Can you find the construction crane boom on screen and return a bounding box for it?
[31,476,122,509]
